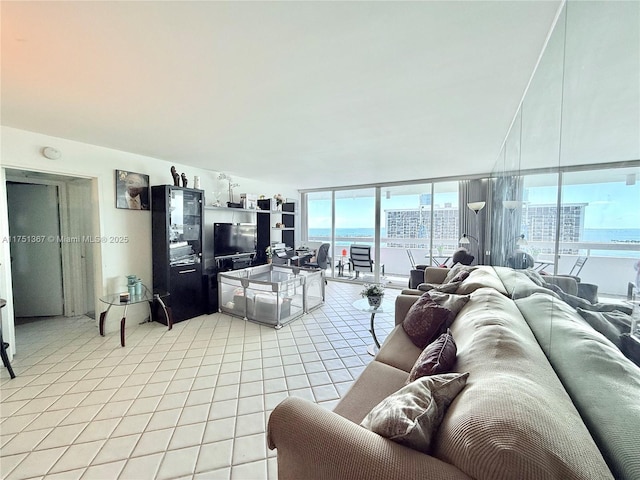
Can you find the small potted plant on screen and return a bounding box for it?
[274,193,285,211]
[265,246,273,264]
[361,283,385,308]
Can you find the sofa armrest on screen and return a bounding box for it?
[400,288,422,296]
[395,294,420,325]
[543,275,579,296]
[425,267,449,284]
[267,396,472,480]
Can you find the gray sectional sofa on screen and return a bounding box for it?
[267,265,640,480]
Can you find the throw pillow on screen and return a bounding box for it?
[402,293,452,349]
[576,308,632,349]
[419,282,463,294]
[433,282,461,293]
[428,292,470,325]
[417,283,436,292]
[361,372,469,454]
[520,268,546,287]
[443,263,465,283]
[407,329,457,383]
[450,269,471,283]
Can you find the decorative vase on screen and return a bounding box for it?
[267,258,272,264]
[367,295,382,308]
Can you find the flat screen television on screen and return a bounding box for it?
[214,223,257,257]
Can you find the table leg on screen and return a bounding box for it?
[99,304,113,336]
[120,316,126,347]
[119,304,129,347]
[155,295,173,331]
[367,312,381,356]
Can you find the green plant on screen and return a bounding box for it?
[360,283,385,298]
[265,246,273,258]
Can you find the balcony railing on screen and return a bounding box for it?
[311,235,639,297]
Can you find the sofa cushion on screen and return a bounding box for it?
[517,292,640,480]
[333,360,409,424]
[402,293,451,349]
[407,329,457,383]
[375,324,423,372]
[434,287,614,480]
[361,372,468,454]
[456,267,508,295]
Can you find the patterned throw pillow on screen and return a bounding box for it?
[402,293,451,349]
[361,372,469,454]
[407,330,457,383]
[428,292,470,325]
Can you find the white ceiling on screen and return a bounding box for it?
[1,1,561,190]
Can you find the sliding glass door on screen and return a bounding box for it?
[303,181,460,286]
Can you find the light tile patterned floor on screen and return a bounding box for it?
[0,282,398,480]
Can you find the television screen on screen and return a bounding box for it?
[214,223,257,257]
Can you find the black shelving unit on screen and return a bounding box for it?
[152,185,205,323]
[256,199,296,263]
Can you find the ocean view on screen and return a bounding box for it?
[309,228,640,242]
[308,228,640,255]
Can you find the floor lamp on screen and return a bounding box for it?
[466,201,485,263]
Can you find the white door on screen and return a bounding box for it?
[7,183,64,316]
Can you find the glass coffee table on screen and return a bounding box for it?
[352,297,394,356]
[99,288,172,347]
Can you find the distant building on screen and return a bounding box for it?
[385,203,587,253]
[385,205,458,249]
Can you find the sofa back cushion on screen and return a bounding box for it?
[517,292,640,480]
[455,266,508,296]
[433,287,613,480]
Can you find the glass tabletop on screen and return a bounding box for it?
[99,290,168,306]
[352,297,394,314]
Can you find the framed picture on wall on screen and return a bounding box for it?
[115,170,150,210]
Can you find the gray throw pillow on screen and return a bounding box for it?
[428,292,470,325]
[576,308,632,348]
[361,372,469,454]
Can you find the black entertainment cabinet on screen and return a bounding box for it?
[151,185,205,323]
[202,199,297,314]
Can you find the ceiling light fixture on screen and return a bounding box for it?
[42,146,61,160]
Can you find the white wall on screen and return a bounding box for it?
[0,126,298,347]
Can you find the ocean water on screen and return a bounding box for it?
[310,228,640,241]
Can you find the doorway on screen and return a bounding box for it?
[5,170,96,323]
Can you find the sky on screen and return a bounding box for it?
[308,183,640,230]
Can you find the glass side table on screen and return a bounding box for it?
[99,288,172,347]
[352,297,394,356]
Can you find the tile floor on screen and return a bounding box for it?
[0,282,398,480]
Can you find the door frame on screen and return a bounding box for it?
[7,175,74,316]
[1,168,101,358]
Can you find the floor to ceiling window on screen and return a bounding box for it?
[303,181,460,286]
[558,167,640,289]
